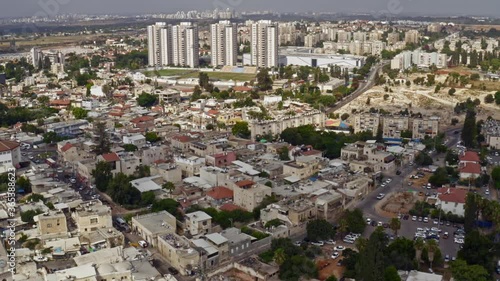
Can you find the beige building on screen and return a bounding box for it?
[248,110,325,140]
[353,113,380,136]
[387,32,400,45]
[260,199,317,226]
[189,141,225,157]
[233,180,272,212]
[405,30,419,44]
[35,211,68,239]
[72,201,112,234]
[282,155,322,180]
[175,156,205,177]
[151,163,183,184]
[382,116,410,139]
[131,211,177,247]
[157,233,200,276]
[185,211,212,237]
[412,118,439,139]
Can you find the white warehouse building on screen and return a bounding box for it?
[279,47,365,70]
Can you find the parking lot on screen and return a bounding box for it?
[364,216,462,261]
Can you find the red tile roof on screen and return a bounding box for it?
[60,142,73,152]
[172,135,192,143]
[0,140,20,152]
[232,86,253,92]
[101,153,120,162]
[130,115,155,124]
[50,99,71,106]
[459,151,480,163]
[460,162,481,175]
[207,186,234,200]
[437,188,468,204]
[235,180,255,188]
[219,203,243,212]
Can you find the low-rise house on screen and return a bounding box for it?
[130,115,155,130]
[130,175,163,193]
[151,163,182,184]
[185,211,212,237]
[123,134,146,148]
[0,139,21,173]
[34,210,68,240]
[458,151,481,180]
[435,188,468,217]
[283,155,322,180]
[71,201,112,234]
[205,151,237,167]
[233,180,272,212]
[157,233,200,276]
[233,256,279,281]
[175,156,205,177]
[131,211,177,247]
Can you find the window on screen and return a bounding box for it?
[46,223,52,228]
[90,218,98,224]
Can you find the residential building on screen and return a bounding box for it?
[123,134,146,148]
[391,50,447,70]
[151,163,182,183]
[248,110,325,140]
[220,227,255,257]
[234,256,279,281]
[233,180,272,212]
[260,199,317,226]
[458,151,481,180]
[412,118,439,139]
[205,151,237,167]
[131,211,176,247]
[436,188,467,216]
[148,22,199,68]
[34,211,68,239]
[250,20,279,68]
[175,156,205,177]
[72,201,113,234]
[382,116,410,139]
[405,30,419,44]
[283,155,322,180]
[157,233,200,276]
[211,20,237,66]
[46,120,89,137]
[353,113,380,136]
[387,32,400,45]
[483,119,500,149]
[0,139,21,173]
[185,211,212,237]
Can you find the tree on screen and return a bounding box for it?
[273,248,286,266]
[145,132,160,143]
[492,166,500,189]
[366,97,371,105]
[91,161,112,192]
[414,238,425,266]
[464,194,480,233]
[484,94,494,103]
[345,209,366,234]
[206,123,215,131]
[451,259,489,281]
[306,219,336,242]
[94,121,110,155]
[232,121,251,139]
[356,228,387,281]
[17,177,32,193]
[448,88,456,95]
[458,229,493,270]
[495,91,500,105]
[325,276,338,281]
[162,181,175,194]
[414,152,433,166]
[134,165,151,178]
[277,146,290,161]
[136,92,158,107]
[21,209,42,223]
[386,237,416,270]
[72,107,88,119]
[341,113,350,121]
[122,144,138,152]
[384,266,401,281]
[389,218,401,236]
[256,68,273,91]
[425,239,439,269]
[428,167,450,187]
[37,96,50,106]
[461,110,477,148]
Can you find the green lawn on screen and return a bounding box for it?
[144,69,255,81]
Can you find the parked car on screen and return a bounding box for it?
[444,255,450,262]
[423,217,429,223]
[326,239,336,245]
[334,246,346,251]
[376,193,385,200]
[443,232,449,239]
[412,216,417,221]
[311,241,324,246]
[33,256,48,262]
[138,240,149,248]
[343,238,355,244]
[331,252,340,259]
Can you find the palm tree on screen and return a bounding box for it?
[273,248,286,266]
[414,238,425,267]
[389,217,401,236]
[426,239,438,270]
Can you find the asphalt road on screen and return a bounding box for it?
[326,60,389,114]
[355,127,464,257]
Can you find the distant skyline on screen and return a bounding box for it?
[2,0,500,19]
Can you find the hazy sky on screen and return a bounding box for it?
[2,0,500,18]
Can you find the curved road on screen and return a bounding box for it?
[326,60,389,114]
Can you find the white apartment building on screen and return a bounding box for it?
[250,20,279,68]
[412,118,440,140]
[391,50,447,70]
[353,114,380,136]
[148,22,199,68]
[211,20,237,66]
[405,30,419,44]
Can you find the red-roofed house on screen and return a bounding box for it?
[219,203,243,212]
[459,162,482,179]
[0,140,21,172]
[97,153,121,174]
[170,135,193,151]
[233,180,271,211]
[49,99,71,109]
[232,86,253,92]
[130,115,155,130]
[205,151,237,167]
[436,187,468,216]
[459,151,480,164]
[57,141,93,162]
[207,186,234,201]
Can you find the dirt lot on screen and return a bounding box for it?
[381,192,418,214]
[339,72,500,124]
[317,258,345,280]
